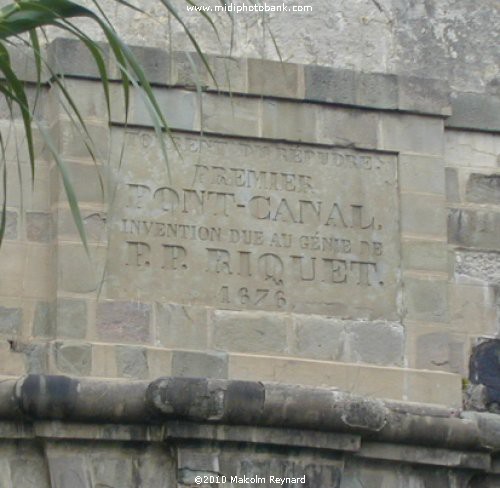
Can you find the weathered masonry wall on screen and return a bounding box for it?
[0,39,499,409]
[1,375,500,488]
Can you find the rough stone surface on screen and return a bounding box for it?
[213,311,288,355]
[96,301,151,343]
[0,306,22,336]
[449,209,500,251]
[26,212,52,242]
[466,173,500,204]
[116,345,149,379]
[455,251,500,284]
[344,321,404,367]
[33,302,55,338]
[55,343,92,376]
[172,350,228,379]
[56,299,87,339]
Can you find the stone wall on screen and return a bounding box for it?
[0,38,499,409]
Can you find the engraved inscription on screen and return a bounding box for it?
[107,131,400,319]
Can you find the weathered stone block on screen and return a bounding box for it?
[4,210,17,240]
[401,193,446,237]
[445,167,461,203]
[344,321,404,367]
[201,93,260,136]
[55,342,91,376]
[56,298,87,339]
[445,130,500,168]
[0,305,22,335]
[57,160,107,203]
[294,316,345,361]
[415,331,465,374]
[0,341,25,375]
[448,208,500,250]
[33,301,55,337]
[355,72,398,109]
[91,344,118,377]
[213,311,288,354]
[398,76,451,115]
[0,242,26,297]
[399,154,445,195]
[26,212,52,242]
[58,244,105,294]
[402,240,448,273]
[248,59,301,98]
[447,92,500,132]
[262,100,317,141]
[405,278,449,323]
[455,251,500,284]
[172,350,228,379]
[128,45,172,84]
[23,342,49,374]
[155,302,207,350]
[49,37,110,79]
[24,244,54,300]
[450,284,497,335]
[130,88,198,131]
[173,51,211,88]
[57,208,107,243]
[378,113,443,154]
[212,55,247,92]
[147,348,172,378]
[304,65,355,105]
[466,173,500,204]
[317,107,378,149]
[116,345,149,379]
[96,300,151,343]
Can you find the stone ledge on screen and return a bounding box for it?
[0,374,498,455]
[26,38,454,117]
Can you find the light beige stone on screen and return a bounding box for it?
[105,131,400,320]
[228,353,462,407]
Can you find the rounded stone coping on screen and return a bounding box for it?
[0,374,498,452]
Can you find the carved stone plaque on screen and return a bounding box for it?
[106,131,401,319]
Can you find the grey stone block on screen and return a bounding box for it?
[398,76,451,115]
[96,301,151,343]
[46,455,92,488]
[56,299,87,339]
[26,212,52,242]
[405,278,449,323]
[24,343,49,374]
[445,167,461,203]
[128,45,172,85]
[33,301,55,337]
[344,321,404,366]
[0,306,22,335]
[446,92,500,132]
[173,51,210,88]
[305,65,355,104]
[4,210,17,240]
[448,208,500,250]
[213,311,288,354]
[172,350,228,379]
[48,37,110,79]
[248,59,301,98]
[55,342,91,376]
[466,173,500,204]
[155,302,207,349]
[416,332,465,374]
[116,345,149,379]
[295,316,345,361]
[455,251,500,284]
[355,72,398,109]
